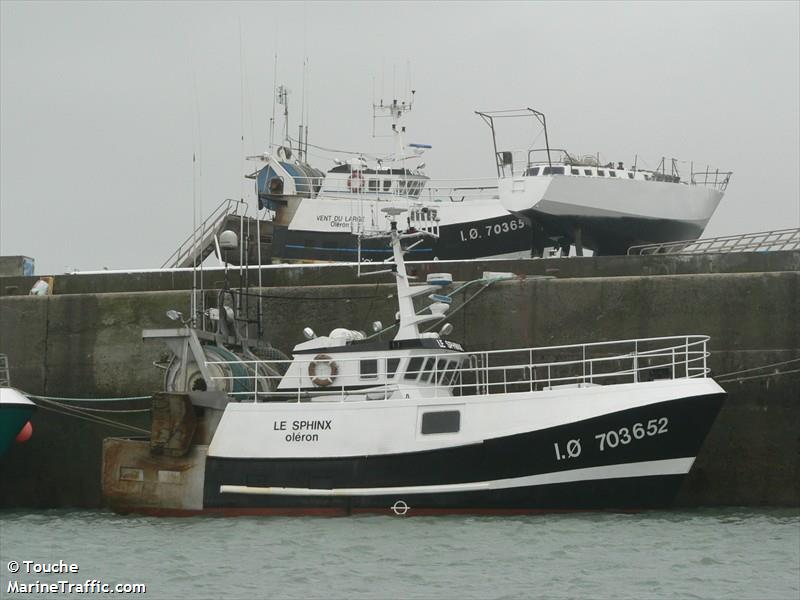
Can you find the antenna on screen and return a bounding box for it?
[276,84,291,148]
[304,83,309,164]
[406,61,411,102]
[190,51,204,328]
[269,53,278,149]
[299,56,306,162]
[305,59,310,162]
[238,18,246,202]
[300,5,310,163]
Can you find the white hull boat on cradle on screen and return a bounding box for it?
[477,108,731,256]
[103,209,725,516]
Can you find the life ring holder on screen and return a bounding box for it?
[309,354,338,387]
[347,171,364,192]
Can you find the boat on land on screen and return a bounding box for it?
[477,108,732,256]
[247,92,534,263]
[165,99,730,269]
[104,209,725,516]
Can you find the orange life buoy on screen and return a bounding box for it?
[309,354,338,387]
[347,171,364,192]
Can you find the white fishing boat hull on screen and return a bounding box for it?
[499,175,724,255]
[199,377,723,514]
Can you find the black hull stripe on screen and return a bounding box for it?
[219,457,693,496]
[272,214,532,262]
[203,393,724,509]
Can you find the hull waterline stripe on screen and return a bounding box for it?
[285,244,431,254]
[219,457,695,497]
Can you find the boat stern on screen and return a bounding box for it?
[102,437,208,514]
[498,175,552,214]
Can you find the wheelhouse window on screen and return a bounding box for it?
[387,358,400,378]
[542,166,565,175]
[628,173,635,179]
[404,356,423,380]
[421,411,461,435]
[570,168,579,175]
[368,179,378,192]
[360,359,378,380]
[446,364,460,387]
[526,167,540,176]
[383,179,392,191]
[597,169,605,177]
[435,359,448,384]
[584,169,592,176]
[421,358,436,383]
[436,359,459,385]
[609,170,617,178]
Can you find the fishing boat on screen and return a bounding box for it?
[0,387,35,457]
[477,109,732,256]
[249,92,534,263]
[104,209,726,515]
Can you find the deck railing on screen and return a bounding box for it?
[628,228,800,255]
[161,198,248,269]
[494,149,730,190]
[206,335,710,403]
[275,175,501,203]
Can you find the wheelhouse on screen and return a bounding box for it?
[254,156,325,211]
[275,332,468,401]
[320,165,429,200]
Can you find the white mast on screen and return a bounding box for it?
[381,208,449,342]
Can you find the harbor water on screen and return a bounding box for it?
[1,509,798,599]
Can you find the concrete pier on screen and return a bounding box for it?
[1,252,797,508]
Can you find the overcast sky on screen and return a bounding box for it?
[1,1,798,274]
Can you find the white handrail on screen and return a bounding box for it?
[269,175,501,203]
[206,335,711,402]
[162,198,247,268]
[628,228,800,255]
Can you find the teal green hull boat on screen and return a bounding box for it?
[0,388,36,457]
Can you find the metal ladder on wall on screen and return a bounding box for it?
[628,227,800,256]
[161,199,248,269]
[0,354,10,387]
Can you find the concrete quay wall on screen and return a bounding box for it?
[0,266,797,508]
[2,250,798,296]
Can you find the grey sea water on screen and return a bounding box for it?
[0,509,798,600]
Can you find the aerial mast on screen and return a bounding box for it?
[276,85,290,150]
[373,90,415,168]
